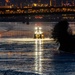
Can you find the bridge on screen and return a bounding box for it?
[0,6,75,16]
[0,6,75,22]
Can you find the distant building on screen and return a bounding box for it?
[50,0,52,6]
[5,0,11,6]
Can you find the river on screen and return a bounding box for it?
[0,22,75,75]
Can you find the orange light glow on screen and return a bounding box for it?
[35,16,43,19]
[5,0,9,3]
[33,3,37,7]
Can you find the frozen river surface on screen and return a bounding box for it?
[0,39,75,75]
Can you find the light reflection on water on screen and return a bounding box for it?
[0,39,56,75]
[0,38,75,75]
[0,39,75,75]
[35,39,43,74]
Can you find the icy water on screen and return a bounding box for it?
[0,39,75,75]
[0,39,58,75]
[0,22,75,75]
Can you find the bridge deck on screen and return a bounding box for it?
[0,6,75,16]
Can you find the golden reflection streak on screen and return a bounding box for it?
[35,39,43,74]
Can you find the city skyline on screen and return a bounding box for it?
[0,0,74,6]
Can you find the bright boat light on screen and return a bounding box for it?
[39,27,42,30]
[35,27,38,30]
[34,26,43,39]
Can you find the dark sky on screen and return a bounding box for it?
[11,0,73,3]
[0,0,73,5]
[0,0,72,3]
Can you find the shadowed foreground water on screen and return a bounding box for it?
[0,39,75,75]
